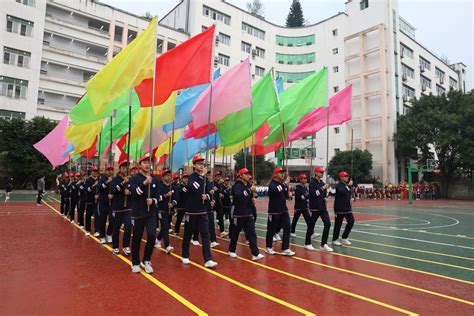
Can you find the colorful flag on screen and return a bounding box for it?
[170,132,221,172]
[182,121,217,140]
[288,85,352,142]
[33,115,70,168]
[64,120,103,155]
[135,25,215,106]
[86,17,157,115]
[214,135,253,158]
[251,122,282,156]
[190,59,252,127]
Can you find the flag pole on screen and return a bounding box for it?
[168,120,176,204]
[96,128,103,196]
[248,62,256,182]
[271,68,287,170]
[108,113,114,206]
[243,140,247,169]
[325,66,329,182]
[310,134,315,178]
[124,89,132,207]
[350,128,354,180]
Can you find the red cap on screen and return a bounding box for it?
[90,166,98,172]
[181,173,189,178]
[173,173,179,180]
[339,171,349,178]
[63,172,69,177]
[162,169,171,176]
[274,167,286,174]
[74,172,81,177]
[192,155,205,164]
[105,164,114,170]
[214,170,222,176]
[298,174,308,180]
[314,166,325,173]
[237,168,251,177]
[118,159,129,167]
[224,176,230,181]
[139,153,154,164]
[129,165,137,171]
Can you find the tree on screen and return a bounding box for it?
[286,0,305,27]
[394,90,474,195]
[327,149,373,184]
[0,117,61,189]
[247,0,265,17]
[234,151,276,184]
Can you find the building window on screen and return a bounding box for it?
[420,75,431,89]
[241,41,251,54]
[255,47,265,58]
[3,47,31,68]
[400,43,413,59]
[255,66,265,77]
[16,0,35,6]
[334,148,341,155]
[402,84,415,99]
[401,63,414,79]
[0,76,28,99]
[275,52,315,65]
[436,84,445,95]
[167,42,176,51]
[0,109,25,120]
[332,48,339,55]
[435,67,445,83]
[276,71,315,83]
[6,15,34,37]
[334,127,340,134]
[334,86,339,93]
[276,34,314,47]
[217,53,230,67]
[242,22,265,40]
[449,77,457,89]
[332,29,338,36]
[333,66,339,73]
[360,0,369,10]
[419,56,431,71]
[202,5,230,25]
[219,32,230,46]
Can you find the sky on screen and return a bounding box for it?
[102,0,473,89]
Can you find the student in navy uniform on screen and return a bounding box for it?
[307,166,333,252]
[4,177,13,202]
[59,172,68,216]
[130,154,158,274]
[222,176,232,223]
[332,171,355,246]
[174,173,188,236]
[77,173,87,229]
[181,155,218,268]
[69,172,80,224]
[111,160,132,256]
[97,165,114,244]
[205,172,220,248]
[84,166,99,237]
[211,171,228,238]
[265,167,295,256]
[154,169,176,254]
[228,168,264,261]
[290,174,312,239]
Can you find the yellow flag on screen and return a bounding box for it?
[130,91,177,144]
[215,135,253,158]
[64,120,103,154]
[155,129,182,159]
[86,17,157,115]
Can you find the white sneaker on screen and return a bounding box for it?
[265,247,275,255]
[154,239,162,249]
[168,229,174,233]
[220,231,229,238]
[228,251,237,258]
[166,245,174,254]
[70,220,75,224]
[332,239,342,246]
[204,260,218,269]
[93,232,100,237]
[85,231,90,237]
[191,240,200,246]
[131,265,141,273]
[140,261,154,274]
[281,249,296,256]
[210,241,220,248]
[341,239,352,246]
[252,253,265,261]
[274,234,282,241]
[272,236,277,242]
[112,248,119,255]
[79,225,84,229]
[290,233,297,237]
[123,247,131,256]
[106,235,112,243]
[100,238,106,244]
[304,244,316,251]
[182,258,191,265]
[37,204,42,206]
[319,244,334,252]
[312,233,320,239]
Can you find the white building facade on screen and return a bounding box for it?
[0,0,467,183]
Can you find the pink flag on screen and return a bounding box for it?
[33,115,70,168]
[190,59,252,127]
[287,85,352,142]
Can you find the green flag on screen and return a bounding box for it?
[217,71,278,147]
[264,67,327,146]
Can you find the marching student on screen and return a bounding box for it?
[206,171,220,248]
[84,167,99,236]
[130,154,158,274]
[308,166,333,252]
[211,171,228,238]
[110,160,132,256]
[221,176,232,222]
[228,168,264,261]
[68,172,80,224]
[290,174,312,238]
[181,155,218,268]
[36,176,45,206]
[174,173,189,236]
[154,169,176,254]
[97,165,114,244]
[332,171,355,246]
[59,173,68,216]
[77,172,87,229]
[265,167,295,256]
[4,177,13,202]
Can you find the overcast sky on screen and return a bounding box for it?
[102,0,473,89]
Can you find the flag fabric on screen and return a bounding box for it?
[64,120,103,154]
[217,71,278,147]
[80,136,98,159]
[251,122,282,156]
[288,84,352,142]
[264,67,327,146]
[154,129,182,159]
[170,132,221,172]
[62,142,75,158]
[86,17,157,115]
[214,135,253,158]
[182,121,217,140]
[33,115,70,168]
[136,25,215,107]
[190,59,252,128]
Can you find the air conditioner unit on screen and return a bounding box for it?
[251,49,256,58]
[421,85,426,92]
[215,36,220,46]
[402,94,408,102]
[419,65,425,73]
[402,74,407,81]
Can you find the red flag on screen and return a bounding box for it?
[81,136,98,158]
[183,122,217,140]
[251,122,283,156]
[156,154,168,167]
[135,25,215,106]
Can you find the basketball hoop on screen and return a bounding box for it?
[433,169,441,175]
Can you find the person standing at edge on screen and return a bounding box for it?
[332,171,355,246]
[84,166,99,237]
[36,176,45,206]
[265,167,295,256]
[308,166,333,252]
[130,153,158,274]
[181,155,218,269]
[290,174,312,238]
[69,173,80,224]
[77,172,87,229]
